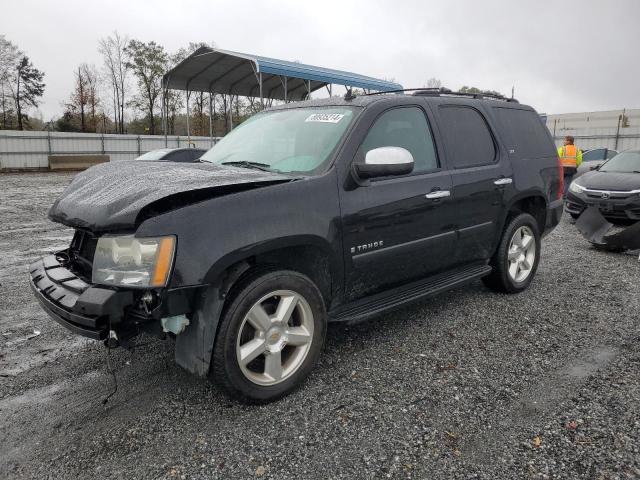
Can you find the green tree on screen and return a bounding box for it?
[125,39,168,135]
[13,56,45,130]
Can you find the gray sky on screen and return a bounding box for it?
[4,0,639,120]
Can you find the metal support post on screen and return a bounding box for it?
[186,90,191,141]
[614,109,625,150]
[208,92,214,147]
[163,88,168,147]
[161,88,165,136]
[259,72,264,110]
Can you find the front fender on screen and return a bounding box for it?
[202,234,340,284]
[135,171,342,288]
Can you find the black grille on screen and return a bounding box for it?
[69,230,98,280]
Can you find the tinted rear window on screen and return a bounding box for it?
[438,106,496,168]
[493,108,555,160]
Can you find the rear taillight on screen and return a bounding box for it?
[557,157,564,199]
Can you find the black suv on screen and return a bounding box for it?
[30,92,563,402]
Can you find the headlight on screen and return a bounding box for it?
[92,235,176,288]
[569,181,585,195]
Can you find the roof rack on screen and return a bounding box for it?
[364,87,519,103]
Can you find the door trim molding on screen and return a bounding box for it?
[352,230,456,265]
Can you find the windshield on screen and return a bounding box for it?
[599,151,640,173]
[200,107,357,174]
[136,149,171,160]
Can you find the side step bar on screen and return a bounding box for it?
[329,264,492,323]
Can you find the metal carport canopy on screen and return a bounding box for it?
[162,47,403,101]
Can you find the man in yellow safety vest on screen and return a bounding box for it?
[558,135,583,197]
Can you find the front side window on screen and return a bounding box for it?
[439,106,496,168]
[359,107,439,175]
[583,149,606,161]
[200,107,357,174]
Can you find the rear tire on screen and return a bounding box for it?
[211,270,326,403]
[483,213,541,293]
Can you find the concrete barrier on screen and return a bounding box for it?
[48,155,110,171]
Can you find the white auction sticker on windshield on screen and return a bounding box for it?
[305,113,345,123]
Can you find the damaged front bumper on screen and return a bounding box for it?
[30,255,135,340]
[29,253,198,342]
[574,206,640,251]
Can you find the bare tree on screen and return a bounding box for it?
[177,42,214,136]
[62,64,101,132]
[193,91,208,135]
[83,64,100,132]
[425,77,442,88]
[99,31,129,133]
[217,94,230,134]
[165,47,191,135]
[0,35,21,128]
[74,65,88,131]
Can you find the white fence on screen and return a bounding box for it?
[549,126,640,152]
[546,110,640,152]
[2,121,639,171]
[0,130,220,171]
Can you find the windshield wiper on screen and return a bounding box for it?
[221,161,274,172]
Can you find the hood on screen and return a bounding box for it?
[577,170,640,191]
[49,160,292,232]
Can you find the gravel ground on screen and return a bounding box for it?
[0,172,639,480]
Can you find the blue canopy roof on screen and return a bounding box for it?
[163,47,402,101]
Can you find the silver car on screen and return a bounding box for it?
[576,148,618,177]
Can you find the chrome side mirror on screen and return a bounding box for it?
[355,146,414,179]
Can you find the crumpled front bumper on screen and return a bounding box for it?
[29,255,134,340]
[575,207,640,251]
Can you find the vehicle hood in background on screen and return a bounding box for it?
[578,171,640,191]
[48,161,292,232]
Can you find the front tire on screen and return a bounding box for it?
[211,270,326,403]
[483,213,541,293]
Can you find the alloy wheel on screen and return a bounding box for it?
[236,290,314,386]
[507,226,536,283]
